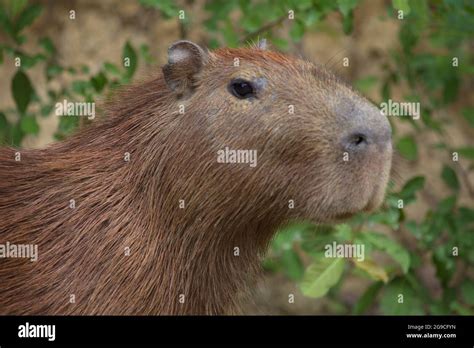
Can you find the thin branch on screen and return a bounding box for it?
[240,14,288,45]
[456,162,474,198]
[179,20,187,39]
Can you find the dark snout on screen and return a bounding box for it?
[339,100,392,153]
[341,125,391,152]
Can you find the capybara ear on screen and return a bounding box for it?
[162,40,208,96]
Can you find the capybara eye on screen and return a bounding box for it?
[228,79,255,99]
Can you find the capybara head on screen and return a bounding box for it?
[0,40,393,315]
[162,40,392,225]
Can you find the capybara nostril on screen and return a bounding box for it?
[349,132,368,147]
[341,123,392,153]
[353,133,366,146]
[342,130,370,152]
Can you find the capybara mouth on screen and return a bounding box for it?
[331,199,380,222]
[332,177,388,222]
[332,211,357,221]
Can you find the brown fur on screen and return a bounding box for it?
[0,45,391,314]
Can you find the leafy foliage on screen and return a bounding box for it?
[301,258,345,298]
[0,0,152,145]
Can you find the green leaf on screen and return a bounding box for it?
[289,19,305,42]
[222,19,239,47]
[40,104,53,117]
[433,246,455,286]
[139,44,154,64]
[39,37,55,55]
[90,71,107,92]
[241,12,262,33]
[56,114,79,137]
[382,80,391,102]
[399,176,425,201]
[9,0,28,17]
[272,225,302,251]
[0,112,8,143]
[11,70,34,114]
[354,259,389,283]
[300,257,345,298]
[461,281,474,306]
[204,0,238,22]
[294,0,313,11]
[353,282,383,314]
[0,17,14,39]
[366,209,400,229]
[456,147,474,160]
[380,279,424,315]
[396,135,418,161]
[300,225,339,255]
[10,122,24,146]
[458,207,474,225]
[337,0,357,34]
[334,224,352,241]
[354,76,377,94]
[20,115,39,135]
[16,52,46,69]
[208,38,220,50]
[362,232,410,273]
[72,80,90,97]
[46,64,63,79]
[450,302,474,315]
[462,108,474,127]
[281,249,305,281]
[104,62,121,76]
[337,0,358,17]
[443,74,459,104]
[399,23,418,54]
[392,0,410,15]
[272,37,288,51]
[122,41,137,79]
[342,10,354,34]
[429,300,450,315]
[302,11,320,27]
[0,112,7,128]
[14,4,42,34]
[261,256,279,272]
[139,0,178,18]
[437,195,456,214]
[441,165,459,191]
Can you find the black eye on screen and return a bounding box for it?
[228,79,255,99]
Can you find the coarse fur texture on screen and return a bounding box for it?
[0,42,392,314]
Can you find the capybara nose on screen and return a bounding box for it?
[341,125,391,153]
[342,131,369,150]
[335,95,392,154]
